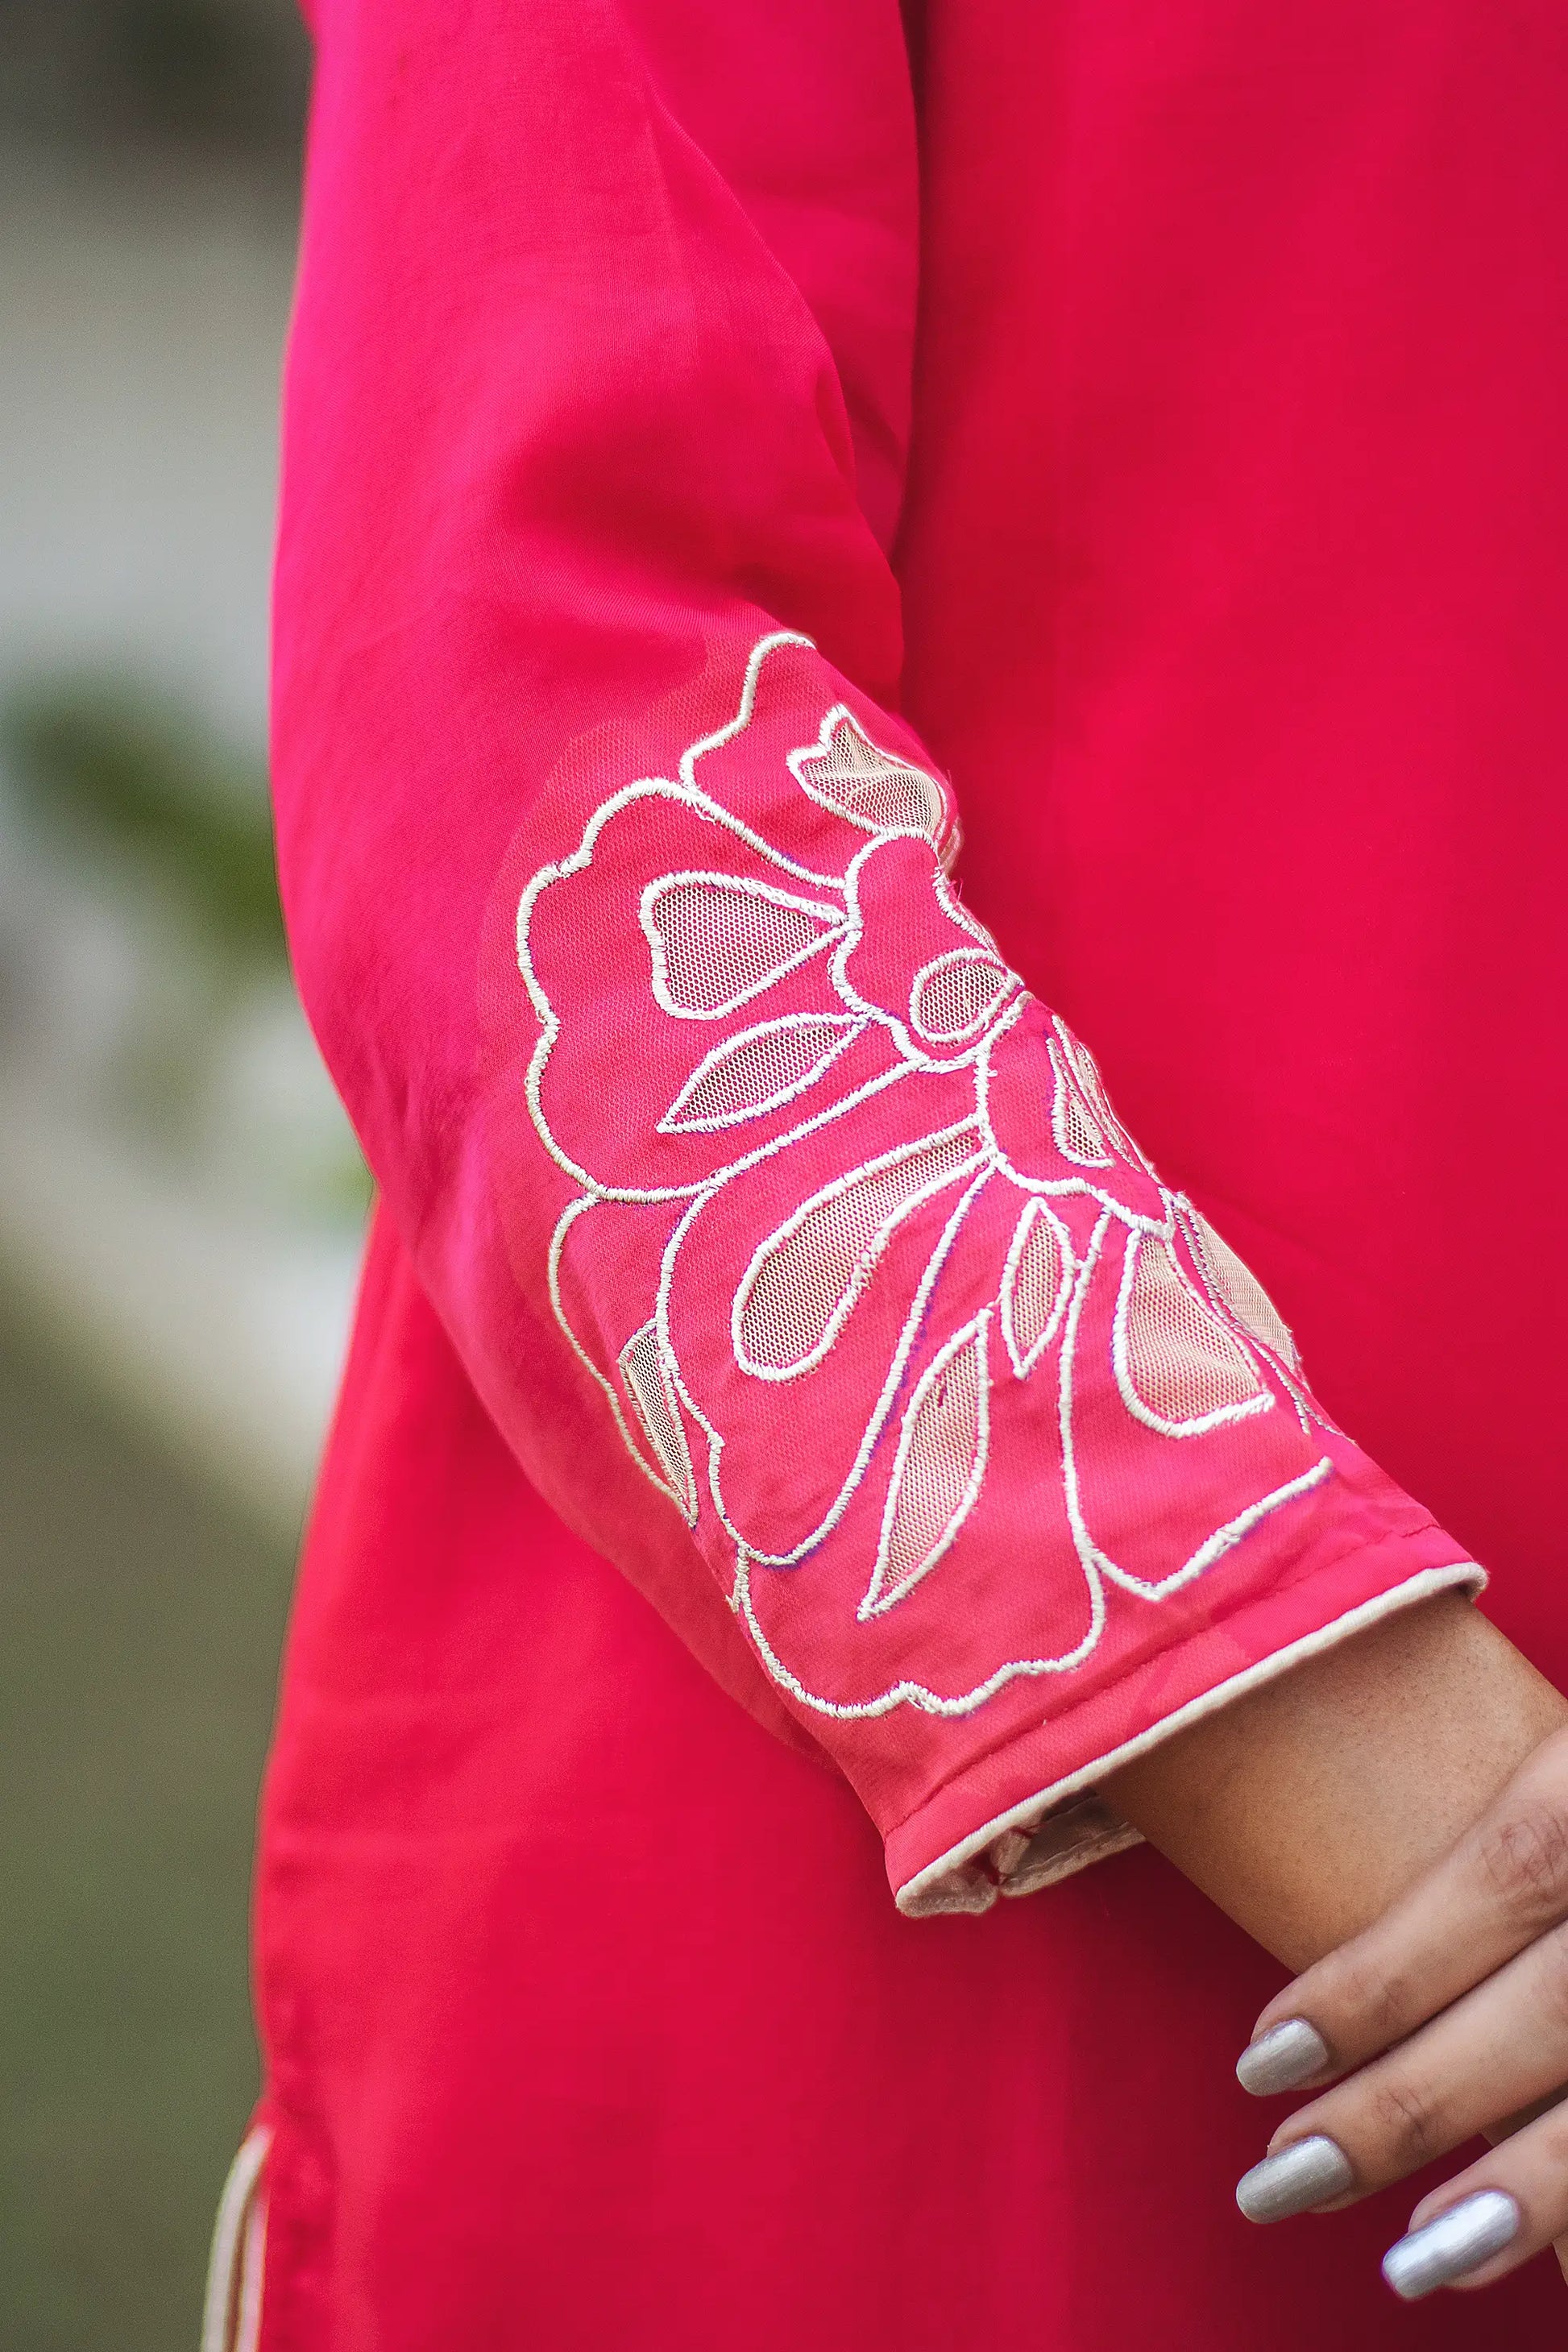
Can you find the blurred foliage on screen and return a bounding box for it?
[2,674,286,964]
[0,0,311,157]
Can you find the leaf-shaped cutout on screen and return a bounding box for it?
[1000,1199,1073,1375]
[1058,1024,1143,1167]
[645,873,845,1019]
[861,1315,990,1617]
[1189,1211,1299,1367]
[658,1014,861,1133]
[909,950,1012,1044]
[1048,1038,1113,1165]
[619,1321,696,1518]
[788,707,948,841]
[735,1124,985,1377]
[1118,1236,1267,1430]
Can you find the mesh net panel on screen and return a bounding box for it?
[799,718,947,839]
[1004,1204,1066,1362]
[1193,1213,1298,1364]
[911,954,1009,1043]
[1123,1238,1263,1423]
[665,1016,851,1128]
[620,1322,691,1500]
[876,1325,986,1606]
[1052,1047,1112,1164]
[1067,1035,1134,1158]
[739,1130,980,1371]
[652,879,836,1013]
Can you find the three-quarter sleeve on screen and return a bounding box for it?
[272,0,1480,1914]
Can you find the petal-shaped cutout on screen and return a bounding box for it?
[1048,1037,1113,1165]
[644,873,846,1019]
[1116,1235,1267,1432]
[734,1122,986,1378]
[788,707,948,843]
[1000,1199,1073,1375]
[1188,1210,1300,1367]
[618,1321,696,1519]
[909,949,1013,1044]
[658,1014,863,1133]
[861,1315,990,1617]
[1057,1023,1150,1170]
[978,1005,1168,1222]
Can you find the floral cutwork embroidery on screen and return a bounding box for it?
[516,632,1334,1719]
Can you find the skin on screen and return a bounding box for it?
[1102,1593,1568,2294]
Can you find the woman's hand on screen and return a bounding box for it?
[1234,1724,1568,2300]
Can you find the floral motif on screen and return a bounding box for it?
[516,633,1334,1720]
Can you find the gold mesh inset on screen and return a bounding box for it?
[737,1129,982,1374]
[796,716,948,840]
[649,878,839,1015]
[910,952,1010,1043]
[865,1320,988,1614]
[662,1015,856,1130]
[1122,1238,1264,1425]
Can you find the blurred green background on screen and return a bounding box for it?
[0,6,359,2346]
[0,1309,293,2352]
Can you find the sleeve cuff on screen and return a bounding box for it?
[890,1537,1484,1917]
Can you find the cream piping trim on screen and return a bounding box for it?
[894,1559,1486,1915]
[201,2124,272,2352]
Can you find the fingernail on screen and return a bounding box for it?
[1236,2018,1332,2097]
[1236,2134,1354,2222]
[1382,2191,1521,2300]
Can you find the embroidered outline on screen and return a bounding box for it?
[1110,1229,1272,1439]
[860,1312,993,1620]
[641,869,848,1021]
[657,1011,866,1134]
[998,1197,1076,1377]
[786,702,953,857]
[514,628,1339,1716]
[909,946,1016,1044]
[730,1118,988,1381]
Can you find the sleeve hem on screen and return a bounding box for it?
[891,1551,1485,1918]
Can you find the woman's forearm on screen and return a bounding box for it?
[1103,1595,1568,1970]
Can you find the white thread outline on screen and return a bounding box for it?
[860,1312,993,1620]
[1047,1034,1114,1166]
[907,946,1016,1045]
[514,628,1350,1719]
[730,1118,988,1381]
[998,1197,1075,1377]
[786,701,952,853]
[1110,1228,1272,1439]
[657,1011,867,1135]
[641,869,848,1021]
[618,1317,699,1520]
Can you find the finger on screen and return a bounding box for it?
[1238,1922,1568,2216]
[1380,2098,1568,2298]
[1238,1726,1568,2095]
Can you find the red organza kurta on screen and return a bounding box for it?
[249,0,1568,2342]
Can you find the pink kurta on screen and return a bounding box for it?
[248,0,1568,2342]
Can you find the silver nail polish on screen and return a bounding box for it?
[1236,2134,1355,2223]
[1382,2192,1521,2301]
[1236,2018,1332,2097]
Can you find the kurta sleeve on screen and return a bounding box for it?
[272,0,1481,1914]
